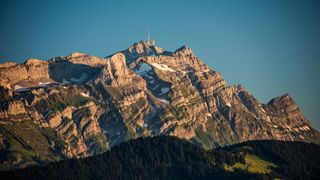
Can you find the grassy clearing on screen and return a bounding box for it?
[90,133,109,152]
[194,129,215,150]
[0,120,64,171]
[224,153,277,174]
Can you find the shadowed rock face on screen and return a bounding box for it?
[0,40,319,171]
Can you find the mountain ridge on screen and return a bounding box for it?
[0,40,319,171]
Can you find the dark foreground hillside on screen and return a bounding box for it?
[0,136,319,180]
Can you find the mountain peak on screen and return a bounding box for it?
[120,40,164,62]
[128,40,153,54]
[267,93,293,105]
[67,52,88,59]
[135,40,151,47]
[24,58,45,66]
[174,45,193,56]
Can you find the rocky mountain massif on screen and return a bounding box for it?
[0,41,319,171]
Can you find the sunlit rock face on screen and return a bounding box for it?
[0,40,319,171]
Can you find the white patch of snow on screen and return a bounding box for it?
[273,125,278,128]
[14,85,30,92]
[70,73,88,83]
[152,84,159,90]
[39,81,52,87]
[158,98,169,104]
[159,87,170,95]
[80,92,90,98]
[14,85,24,90]
[206,113,212,117]
[186,69,194,73]
[226,102,231,107]
[150,63,176,72]
[63,78,70,84]
[135,63,152,75]
[86,79,94,84]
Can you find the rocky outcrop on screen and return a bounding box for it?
[0,53,108,90]
[66,52,108,67]
[97,53,148,93]
[120,40,164,62]
[265,93,306,124]
[0,62,18,68]
[110,53,128,81]
[0,58,50,87]
[7,101,26,116]
[262,94,318,142]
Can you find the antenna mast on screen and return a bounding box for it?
[147,27,150,44]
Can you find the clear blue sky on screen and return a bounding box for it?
[0,0,319,129]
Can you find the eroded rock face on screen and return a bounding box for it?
[266,94,305,123]
[97,52,146,89]
[7,101,26,116]
[0,53,108,90]
[110,53,127,79]
[124,41,319,148]
[0,40,319,171]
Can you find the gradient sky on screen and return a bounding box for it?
[0,0,319,129]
